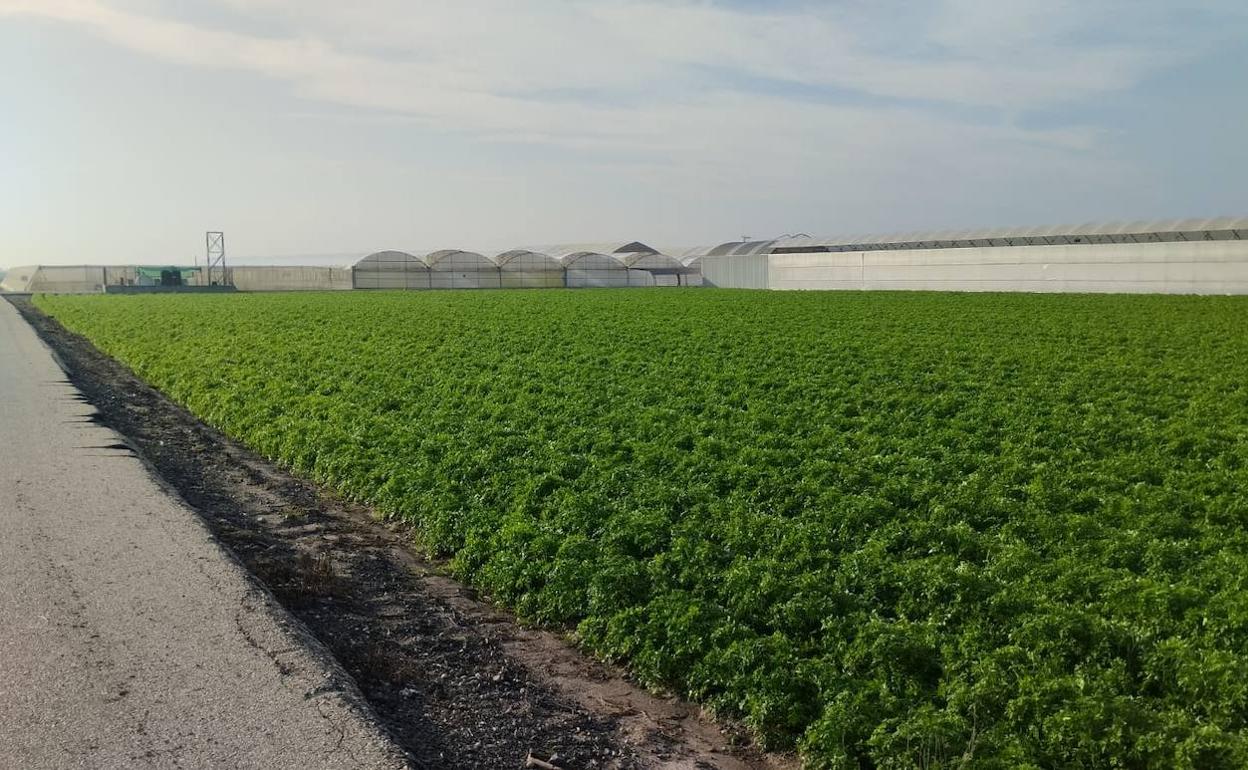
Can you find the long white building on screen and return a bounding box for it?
[696,218,1248,294]
[4,218,1246,295]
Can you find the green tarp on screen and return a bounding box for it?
[135,267,198,280]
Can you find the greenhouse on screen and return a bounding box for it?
[614,252,688,286]
[560,252,630,288]
[677,255,706,287]
[708,240,778,257]
[346,244,697,291]
[494,250,565,288]
[353,251,430,290]
[422,250,501,289]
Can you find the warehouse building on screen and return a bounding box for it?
[693,218,1248,293]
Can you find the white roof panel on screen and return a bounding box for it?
[493,250,562,270]
[421,250,495,270]
[616,252,684,270]
[355,250,428,269]
[559,252,628,269]
[528,242,658,259]
[658,245,721,259]
[771,216,1247,251]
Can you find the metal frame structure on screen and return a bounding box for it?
[205,231,228,286]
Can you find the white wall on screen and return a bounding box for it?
[428,270,503,289]
[701,253,768,289]
[352,265,430,289]
[27,266,108,294]
[500,271,564,288]
[8,265,356,293]
[768,241,1248,294]
[566,269,629,288]
[0,266,38,292]
[230,266,353,291]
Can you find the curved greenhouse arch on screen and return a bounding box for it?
[353,251,430,289]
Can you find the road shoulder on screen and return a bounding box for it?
[0,297,408,769]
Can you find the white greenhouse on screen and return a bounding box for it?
[423,250,501,289]
[615,252,688,286]
[677,256,707,287]
[555,252,628,288]
[532,242,660,259]
[353,251,430,290]
[495,250,565,288]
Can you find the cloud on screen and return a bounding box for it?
[1,0,1240,243]
[2,0,1210,114]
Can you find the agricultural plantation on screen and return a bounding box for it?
[35,289,1248,769]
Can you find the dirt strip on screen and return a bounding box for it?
[11,296,794,770]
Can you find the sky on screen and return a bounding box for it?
[1,1,1246,266]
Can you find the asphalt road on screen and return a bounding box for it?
[0,299,408,769]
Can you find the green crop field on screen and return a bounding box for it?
[36,289,1248,768]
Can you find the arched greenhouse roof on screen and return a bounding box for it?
[659,245,720,259]
[493,250,563,270]
[706,240,776,257]
[559,251,628,269]
[355,251,429,270]
[530,242,659,259]
[615,252,686,271]
[421,250,495,270]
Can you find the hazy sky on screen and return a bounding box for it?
[2,1,1246,265]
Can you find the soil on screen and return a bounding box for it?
[10,296,796,770]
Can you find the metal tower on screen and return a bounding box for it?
[205,231,226,286]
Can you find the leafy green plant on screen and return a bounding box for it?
[37,289,1248,768]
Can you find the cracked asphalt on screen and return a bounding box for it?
[0,299,409,770]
